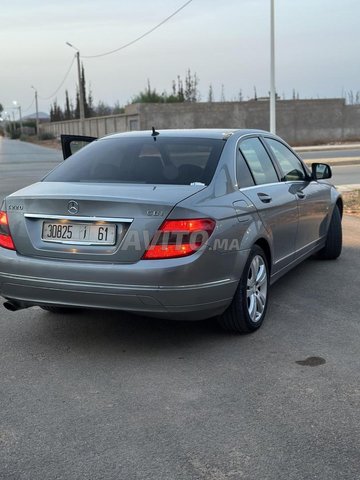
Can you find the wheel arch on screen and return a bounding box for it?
[254,238,272,274]
[336,196,343,218]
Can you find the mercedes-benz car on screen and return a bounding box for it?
[0,129,342,333]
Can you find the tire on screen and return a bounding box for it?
[316,206,342,260]
[218,245,270,334]
[40,306,80,314]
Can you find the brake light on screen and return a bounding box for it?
[143,218,216,260]
[0,211,15,250]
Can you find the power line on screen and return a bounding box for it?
[33,1,192,107]
[38,54,76,100]
[82,0,192,59]
[22,97,35,113]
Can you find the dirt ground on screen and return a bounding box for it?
[342,190,360,217]
[22,137,61,150]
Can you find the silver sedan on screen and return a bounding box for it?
[0,129,342,333]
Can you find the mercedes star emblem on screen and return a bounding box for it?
[67,200,79,215]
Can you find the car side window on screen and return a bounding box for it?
[266,138,306,181]
[236,150,255,188]
[239,137,279,185]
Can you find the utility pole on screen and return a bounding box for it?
[76,51,85,134]
[66,42,85,134]
[31,86,40,136]
[19,105,23,135]
[270,0,276,134]
[11,111,16,134]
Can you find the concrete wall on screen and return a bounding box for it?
[40,99,360,146]
[137,99,360,146]
[343,105,360,141]
[41,106,140,138]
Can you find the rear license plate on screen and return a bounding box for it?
[42,222,117,245]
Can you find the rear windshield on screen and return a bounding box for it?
[44,137,225,186]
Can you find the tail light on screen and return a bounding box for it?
[143,218,216,260]
[0,211,16,250]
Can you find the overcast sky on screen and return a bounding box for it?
[1,0,360,115]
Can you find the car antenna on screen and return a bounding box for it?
[151,126,159,141]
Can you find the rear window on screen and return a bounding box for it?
[44,137,225,186]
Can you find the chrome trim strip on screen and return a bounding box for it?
[24,214,133,223]
[0,272,234,291]
[40,240,114,246]
[274,236,325,264]
[239,180,310,192]
[160,278,232,290]
[240,182,281,191]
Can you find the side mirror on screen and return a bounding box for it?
[312,163,332,180]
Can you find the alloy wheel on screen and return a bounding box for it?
[246,255,268,323]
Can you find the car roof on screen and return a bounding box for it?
[103,128,269,141]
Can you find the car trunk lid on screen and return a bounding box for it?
[6,182,205,263]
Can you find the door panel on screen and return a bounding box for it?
[61,134,97,160]
[241,184,299,270]
[238,137,298,271]
[294,181,331,252]
[262,137,329,255]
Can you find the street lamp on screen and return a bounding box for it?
[11,110,16,134]
[270,0,276,134]
[13,101,23,134]
[31,86,40,136]
[66,41,85,134]
[2,112,10,136]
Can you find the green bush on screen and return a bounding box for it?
[10,131,21,139]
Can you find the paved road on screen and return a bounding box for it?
[329,164,360,186]
[296,146,360,185]
[298,147,360,162]
[0,137,62,202]
[1,138,360,479]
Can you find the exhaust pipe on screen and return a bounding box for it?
[3,300,31,312]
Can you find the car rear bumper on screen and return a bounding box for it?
[0,248,249,320]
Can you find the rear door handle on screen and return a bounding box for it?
[257,193,272,203]
[296,191,305,199]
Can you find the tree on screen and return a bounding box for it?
[70,63,92,119]
[0,103,3,115]
[184,69,199,102]
[346,90,360,105]
[74,88,80,119]
[175,75,184,102]
[208,84,214,102]
[253,86,258,101]
[49,61,103,120]
[112,101,124,114]
[131,72,200,105]
[50,99,63,122]
[87,85,95,117]
[131,80,165,103]
[95,101,112,116]
[80,63,93,117]
[220,84,226,102]
[81,64,87,116]
[64,90,72,120]
[165,76,184,103]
